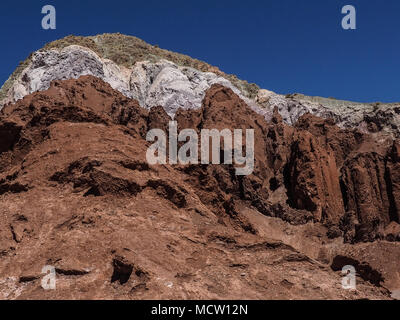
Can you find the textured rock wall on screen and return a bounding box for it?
[0,38,399,241]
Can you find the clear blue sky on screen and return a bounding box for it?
[1,0,399,102]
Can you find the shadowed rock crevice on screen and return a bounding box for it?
[55,268,90,276]
[0,122,22,154]
[19,276,39,283]
[111,258,133,285]
[0,182,29,196]
[331,255,384,287]
[339,179,349,212]
[384,166,399,223]
[111,256,149,286]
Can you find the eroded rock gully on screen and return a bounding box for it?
[0,75,398,300]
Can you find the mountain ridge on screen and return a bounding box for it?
[1,33,399,138]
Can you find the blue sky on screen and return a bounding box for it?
[1,0,399,102]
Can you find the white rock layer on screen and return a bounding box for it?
[2,45,263,118]
[1,45,399,137]
[256,89,400,137]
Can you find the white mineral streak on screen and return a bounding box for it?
[2,45,399,136]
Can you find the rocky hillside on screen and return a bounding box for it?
[0,34,399,300]
[0,75,398,299]
[1,33,399,137]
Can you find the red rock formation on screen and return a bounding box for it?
[0,75,398,299]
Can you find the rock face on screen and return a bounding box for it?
[294,114,400,241]
[283,129,345,224]
[1,33,399,138]
[0,75,398,299]
[256,90,400,138]
[339,145,400,242]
